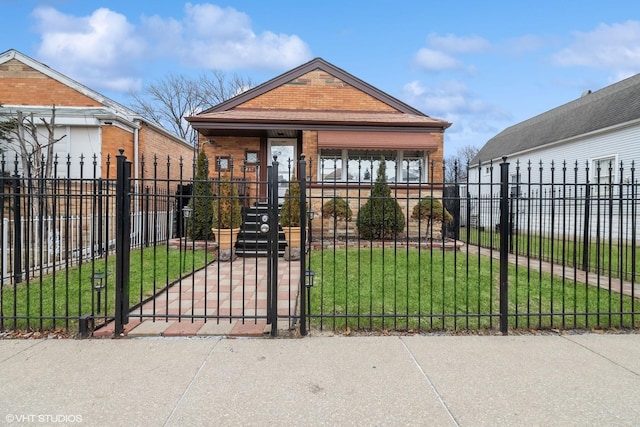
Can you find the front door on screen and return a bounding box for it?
[268,138,296,203]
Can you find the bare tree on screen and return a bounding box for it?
[444,145,479,183]
[129,71,253,144]
[1,105,66,181]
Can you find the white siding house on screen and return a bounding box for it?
[466,74,640,242]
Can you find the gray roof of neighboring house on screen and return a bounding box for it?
[472,72,640,165]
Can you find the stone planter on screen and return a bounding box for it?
[283,226,302,260]
[212,227,240,261]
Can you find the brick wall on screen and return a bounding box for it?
[0,59,101,106]
[238,70,396,112]
[101,125,134,179]
[138,122,195,182]
[200,135,262,204]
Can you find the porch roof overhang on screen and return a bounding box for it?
[186,109,451,137]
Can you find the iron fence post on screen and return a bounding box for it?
[12,169,22,284]
[582,183,591,271]
[499,156,510,335]
[267,157,279,337]
[299,154,308,336]
[114,149,132,336]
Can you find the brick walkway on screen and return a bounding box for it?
[94,258,301,338]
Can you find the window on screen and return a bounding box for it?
[216,156,230,172]
[318,149,429,183]
[245,151,258,165]
[591,155,617,196]
[510,173,521,197]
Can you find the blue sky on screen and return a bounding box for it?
[2,0,640,156]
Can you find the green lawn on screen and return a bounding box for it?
[1,247,210,332]
[309,247,640,332]
[461,228,639,283]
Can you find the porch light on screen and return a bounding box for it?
[92,272,106,312]
[308,209,315,221]
[305,269,315,288]
[182,205,193,219]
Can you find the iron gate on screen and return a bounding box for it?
[112,153,308,337]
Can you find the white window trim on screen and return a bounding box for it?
[318,149,430,183]
[589,154,618,183]
[589,154,618,197]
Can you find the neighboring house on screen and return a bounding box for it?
[187,57,450,224]
[467,73,640,239]
[0,49,194,181]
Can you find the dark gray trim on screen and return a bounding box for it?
[190,122,444,133]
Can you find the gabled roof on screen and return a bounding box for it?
[0,49,187,143]
[473,73,640,164]
[201,57,427,116]
[189,57,451,131]
[0,49,137,118]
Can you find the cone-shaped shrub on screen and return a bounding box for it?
[280,171,301,227]
[356,159,405,239]
[189,150,214,240]
[212,174,243,229]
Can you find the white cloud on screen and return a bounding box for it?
[414,48,465,71]
[402,79,511,154]
[143,3,312,70]
[33,7,145,92]
[30,4,312,94]
[553,20,640,76]
[426,33,490,54]
[413,33,490,72]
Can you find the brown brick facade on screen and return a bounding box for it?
[101,125,134,178]
[238,70,396,112]
[0,59,101,107]
[137,122,194,182]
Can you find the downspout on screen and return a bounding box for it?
[133,121,140,220]
[134,121,140,183]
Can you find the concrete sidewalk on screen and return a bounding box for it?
[1,333,639,426]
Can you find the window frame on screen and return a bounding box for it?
[215,156,231,172]
[317,149,430,183]
[590,155,617,197]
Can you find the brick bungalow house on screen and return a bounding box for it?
[186,57,450,231]
[0,49,194,181]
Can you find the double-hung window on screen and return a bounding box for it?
[591,155,616,197]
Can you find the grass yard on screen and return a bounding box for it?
[462,228,640,283]
[1,247,210,332]
[309,247,640,332]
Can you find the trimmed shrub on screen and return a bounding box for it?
[356,159,405,239]
[322,196,353,221]
[280,173,302,227]
[189,150,215,240]
[411,197,452,233]
[212,174,243,229]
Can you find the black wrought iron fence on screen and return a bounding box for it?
[1,152,639,336]
[302,157,639,334]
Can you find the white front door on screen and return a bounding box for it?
[268,138,297,203]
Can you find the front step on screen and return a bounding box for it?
[235,203,287,257]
